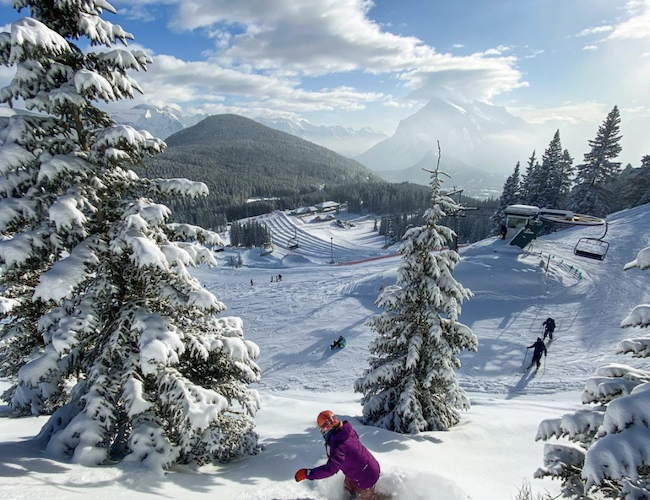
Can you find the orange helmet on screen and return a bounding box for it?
[317,410,339,434]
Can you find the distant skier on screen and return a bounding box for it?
[295,411,380,500]
[542,317,556,341]
[330,335,346,349]
[527,337,547,370]
[500,224,507,239]
[250,279,254,286]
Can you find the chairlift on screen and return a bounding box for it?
[574,222,609,261]
[287,228,299,250]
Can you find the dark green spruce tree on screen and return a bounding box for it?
[492,162,522,233]
[570,106,623,217]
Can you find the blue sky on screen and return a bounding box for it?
[1,0,649,165]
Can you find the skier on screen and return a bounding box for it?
[295,411,381,500]
[526,337,547,370]
[331,335,346,349]
[542,317,556,341]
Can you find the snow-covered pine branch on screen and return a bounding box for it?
[0,0,261,470]
[535,245,650,499]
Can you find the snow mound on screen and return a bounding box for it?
[282,254,314,266]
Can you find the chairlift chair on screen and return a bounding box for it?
[574,222,609,261]
[287,228,299,250]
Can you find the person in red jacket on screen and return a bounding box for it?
[295,410,381,499]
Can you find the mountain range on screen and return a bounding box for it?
[255,117,388,157]
[111,98,525,198]
[378,150,506,199]
[110,105,386,157]
[110,104,207,139]
[136,114,387,225]
[357,98,528,172]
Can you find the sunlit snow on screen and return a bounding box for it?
[1,203,649,500]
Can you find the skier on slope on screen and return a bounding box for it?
[331,335,346,349]
[542,317,556,341]
[527,337,547,370]
[295,411,381,499]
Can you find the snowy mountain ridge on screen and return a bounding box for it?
[356,97,531,174]
[109,104,207,140]
[256,117,388,157]
[108,105,387,156]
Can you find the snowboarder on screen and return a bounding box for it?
[295,411,381,500]
[331,335,346,349]
[526,337,547,370]
[278,274,282,282]
[542,317,556,341]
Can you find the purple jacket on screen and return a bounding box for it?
[307,421,380,489]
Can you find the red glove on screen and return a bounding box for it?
[295,469,308,482]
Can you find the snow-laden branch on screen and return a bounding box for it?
[624,246,650,271]
[534,442,587,479]
[151,179,209,198]
[34,240,99,302]
[78,13,133,47]
[4,18,70,64]
[134,310,185,375]
[617,338,650,357]
[621,305,650,329]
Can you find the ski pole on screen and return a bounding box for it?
[543,354,546,374]
[523,348,528,366]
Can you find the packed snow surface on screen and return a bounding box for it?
[1,204,649,500]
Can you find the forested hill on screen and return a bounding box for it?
[136,114,393,226]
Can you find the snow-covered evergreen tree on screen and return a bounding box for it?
[548,148,574,209]
[534,245,650,499]
[520,150,538,205]
[0,0,260,469]
[570,106,622,217]
[536,130,572,209]
[354,153,478,433]
[492,162,521,233]
[621,155,650,209]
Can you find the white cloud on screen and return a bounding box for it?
[523,49,545,59]
[130,53,390,115]
[607,0,650,40]
[573,26,614,37]
[582,45,598,51]
[452,44,465,49]
[127,0,525,102]
[507,102,609,126]
[116,5,159,22]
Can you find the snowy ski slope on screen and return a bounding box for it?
[1,204,649,500]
